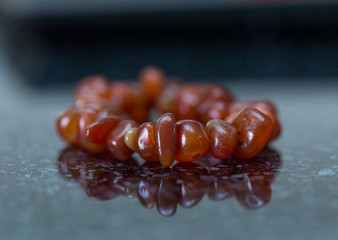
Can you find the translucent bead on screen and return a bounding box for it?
[155,113,177,167]
[175,120,210,162]
[206,119,237,159]
[136,122,159,162]
[107,120,139,160]
[232,108,272,159]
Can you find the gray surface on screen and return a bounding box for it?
[0,52,338,240]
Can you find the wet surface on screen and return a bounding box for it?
[1,54,338,239]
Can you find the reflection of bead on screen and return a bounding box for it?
[56,66,281,167]
[57,146,280,216]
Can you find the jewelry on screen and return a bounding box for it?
[56,66,281,167]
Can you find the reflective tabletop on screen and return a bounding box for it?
[0,54,337,239]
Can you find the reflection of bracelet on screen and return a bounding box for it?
[56,66,281,168]
[58,146,281,217]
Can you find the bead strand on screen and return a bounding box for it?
[56,66,281,167]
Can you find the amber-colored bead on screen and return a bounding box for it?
[198,100,229,124]
[124,128,138,152]
[155,113,177,167]
[232,108,272,159]
[138,66,165,103]
[136,122,159,162]
[174,84,208,120]
[74,75,110,100]
[156,81,180,113]
[77,106,100,145]
[56,108,79,145]
[86,116,123,145]
[206,119,238,159]
[109,82,134,112]
[107,120,139,160]
[175,120,210,162]
[205,84,234,103]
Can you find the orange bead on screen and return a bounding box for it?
[205,84,234,103]
[175,120,210,162]
[56,108,79,145]
[137,122,159,162]
[198,100,229,124]
[74,75,110,100]
[107,120,139,160]
[174,84,208,120]
[86,116,123,145]
[232,108,272,159]
[138,66,165,103]
[77,106,100,146]
[124,128,138,152]
[155,113,177,167]
[206,119,238,159]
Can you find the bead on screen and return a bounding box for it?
[86,116,123,145]
[136,122,159,162]
[155,113,177,167]
[174,84,208,120]
[124,128,138,152]
[206,119,238,159]
[107,120,139,160]
[198,100,229,124]
[175,120,210,162]
[232,108,273,159]
[77,106,100,145]
[138,66,165,103]
[74,75,110,100]
[56,108,79,145]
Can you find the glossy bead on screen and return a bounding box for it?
[56,108,79,145]
[175,120,210,162]
[137,122,159,162]
[74,75,110,100]
[232,108,273,159]
[174,84,208,120]
[206,119,238,159]
[138,66,165,103]
[77,106,100,145]
[205,84,234,103]
[86,116,123,145]
[198,100,229,125]
[124,128,138,152]
[156,81,180,113]
[107,120,139,160]
[155,113,177,167]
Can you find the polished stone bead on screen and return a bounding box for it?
[175,120,210,162]
[206,119,238,159]
[155,113,177,167]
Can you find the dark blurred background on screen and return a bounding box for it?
[0,0,338,86]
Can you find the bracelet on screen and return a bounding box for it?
[58,146,281,216]
[56,66,281,167]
